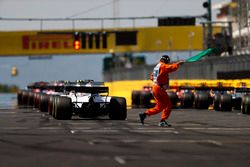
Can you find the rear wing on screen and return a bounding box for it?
[27,82,49,90]
[68,80,105,86]
[27,80,108,93]
[65,85,109,93]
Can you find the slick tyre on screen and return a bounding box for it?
[220,94,232,111]
[132,91,141,108]
[194,92,210,109]
[40,94,49,112]
[109,97,127,120]
[140,91,152,108]
[34,93,42,109]
[213,93,220,111]
[245,95,250,115]
[48,95,54,115]
[233,97,241,111]
[181,92,194,108]
[167,91,178,108]
[241,95,248,114]
[17,90,23,106]
[22,91,29,106]
[54,96,72,120]
[27,91,34,106]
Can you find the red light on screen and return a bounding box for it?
[74,40,80,50]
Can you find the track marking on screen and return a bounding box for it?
[0,111,17,114]
[70,129,119,133]
[86,139,223,146]
[147,139,223,146]
[114,156,126,165]
[129,129,174,133]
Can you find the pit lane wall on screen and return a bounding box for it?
[105,79,250,107]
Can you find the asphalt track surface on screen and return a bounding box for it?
[0,107,250,167]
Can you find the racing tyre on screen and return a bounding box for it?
[22,90,29,106]
[220,94,232,111]
[213,93,220,111]
[34,93,41,109]
[27,91,34,106]
[33,93,38,108]
[241,95,248,114]
[109,97,127,120]
[48,95,54,115]
[54,96,72,120]
[245,95,250,115]
[181,92,194,108]
[194,92,210,109]
[232,97,241,111]
[52,95,59,118]
[167,91,178,108]
[17,90,23,106]
[40,94,49,112]
[140,91,153,108]
[132,91,141,108]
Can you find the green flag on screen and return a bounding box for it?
[186,48,215,63]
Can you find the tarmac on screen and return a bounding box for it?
[0,107,250,167]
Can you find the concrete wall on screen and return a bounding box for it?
[103,54,250,81]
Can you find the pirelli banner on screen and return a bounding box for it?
[0,31,110,56]
[0,26,221,56]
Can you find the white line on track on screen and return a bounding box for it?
[86,139,223,146]
[114,156,126,165]
[147,139,223,146]
[70,128,177,134]
[0,111,17,114]
[71,129,119,133]
[129,129,174,133]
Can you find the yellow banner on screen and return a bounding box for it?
[0,26,222,56]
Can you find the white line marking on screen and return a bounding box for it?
[84,139,224,146]
[0,111,17,114]
[129,130,174,133]
[114,156,126,165]
[147,139,223,146]
[121,139,138,143]
[71,130,119,133]
[206,140,223,146]
[127,123,148,126]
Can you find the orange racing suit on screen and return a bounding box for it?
[145,62,180,121]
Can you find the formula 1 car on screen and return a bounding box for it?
[131,84,250,114]
[18,80,127,120]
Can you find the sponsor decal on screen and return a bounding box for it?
[22,34,73,50]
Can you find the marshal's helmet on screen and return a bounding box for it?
[160,55,170,64]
